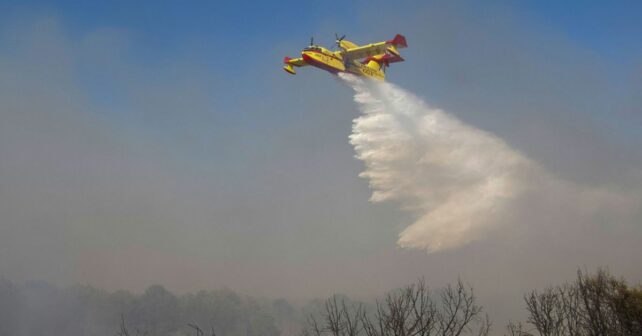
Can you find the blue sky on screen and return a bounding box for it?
[4,1,641,71]
[2,0,640,114]
[2,0,640,147]
[521,1,642,65]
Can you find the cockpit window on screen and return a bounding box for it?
[304,46,320,51]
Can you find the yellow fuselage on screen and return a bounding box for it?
[301,47,385,80]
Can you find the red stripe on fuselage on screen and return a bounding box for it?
[303,50,344,62]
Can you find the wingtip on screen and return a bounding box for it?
[283,65,296,75]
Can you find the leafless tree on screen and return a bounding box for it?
[504,321,532,336]
[116,315,131,336]
[524,288,566,336]
[188,323,205,336]
[116,314,148,336]
[557,284,582,336]
[304,278,490,336]
[436,279,487,336]
[305,296,364,336]
[513,268,642,336]
[187,323,218,336]
[361,278,439,336]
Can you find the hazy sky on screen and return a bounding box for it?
[1,0,641,325]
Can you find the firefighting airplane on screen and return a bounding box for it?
[283,34,408,80]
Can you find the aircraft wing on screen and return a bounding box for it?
[341,34,407,61]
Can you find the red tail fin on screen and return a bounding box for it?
[387,34,408,48]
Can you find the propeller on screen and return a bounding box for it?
[310,36,314,46]
[335,33,346,47]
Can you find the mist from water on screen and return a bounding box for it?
[343,74,638,253]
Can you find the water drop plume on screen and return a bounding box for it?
[342,74,539,252]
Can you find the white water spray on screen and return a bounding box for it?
[342,74,641,253]
[342,74,542,252]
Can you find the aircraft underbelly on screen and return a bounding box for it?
[346,63,385,80]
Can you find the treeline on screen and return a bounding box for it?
[302,269,642,336]
[0,280,302,336]
[0,269,640,336]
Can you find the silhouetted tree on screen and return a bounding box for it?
[510,269,642,336]
[304,278,490,336]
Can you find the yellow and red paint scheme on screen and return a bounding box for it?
[283,34,407,81]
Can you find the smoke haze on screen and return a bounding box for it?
[1,1,642,329]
